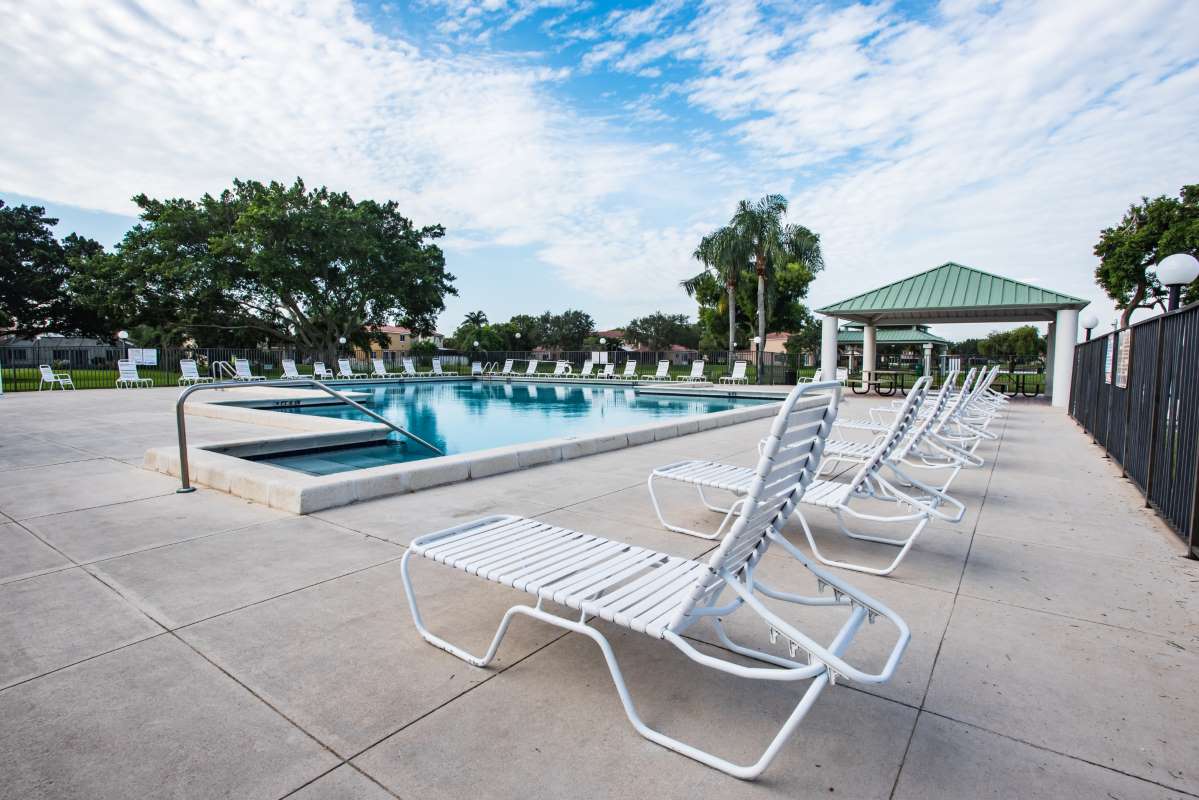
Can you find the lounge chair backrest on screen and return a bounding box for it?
[835,367,849,382]
[234,358,253,378]
[180,360,201,379]
[339,359,355,375]
[552,361,568,376]
[501,359,514,373]
[621,360,637,376]
[314,361,328,375]
[578,360,593,376]
[669,382,841,629]
[935,368,977,430]
[654,360,669,378]
[432,358,443,374]
[118,360,141,381]
[890,377,937,459]
[282,359,300,378]
[402,358,417,375]
[689,360,705,378]
[471,361,483,375]
[39,364,56,380]
[843,378,929,492]
[525,360,539,375]
[730,360,747,380]
[601,363,615,377]
[373,358,386,374]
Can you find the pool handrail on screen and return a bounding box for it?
[173,378,444,493]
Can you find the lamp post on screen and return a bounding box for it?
[922,342,933,378]
[752,335,762,384]
[1156,253,1199,312]
[1081,313,1099,341]
[117,330,130,364]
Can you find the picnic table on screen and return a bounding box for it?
[850,369,910,397]
[1000,370,1042,397]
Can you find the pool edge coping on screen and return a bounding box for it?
[145,390,801,514]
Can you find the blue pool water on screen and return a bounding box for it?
[254,380,769,475]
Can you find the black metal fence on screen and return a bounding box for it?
[1069,302,1199,556]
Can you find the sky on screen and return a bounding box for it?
[2,0,1197,340]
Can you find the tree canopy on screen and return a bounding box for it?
[624,312,698,350]
[70,179,455,354]
[1094,184,1199,327]
[0,200,104,336]
[977,325,1045,359]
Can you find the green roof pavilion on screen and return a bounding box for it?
[816,262,1090,407]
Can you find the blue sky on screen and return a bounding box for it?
[3,0,1197,337]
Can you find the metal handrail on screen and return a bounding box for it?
[211,360,237,380]
[174,378,444,493]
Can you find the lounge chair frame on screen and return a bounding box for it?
[401,381,909,780]
[38,364,75,390]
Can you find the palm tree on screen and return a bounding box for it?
[683,226,751,364]
[461,310,487,349]
[729,194,788,374]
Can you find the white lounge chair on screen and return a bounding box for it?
[613,360,637,380]
[648,379,964,575]
[115,359,153,388]
[798,366,848,386]
[311,362,334,380]
[371,358,393,378]
[720,361,749,384]
[522,360,540,377]
[471,361,484,376]
[597,363,616,379]
[38,364,75,390]
[338,358,367,379]
[494,359,516,376]
[178,359,213,386]
[431,357,446,376]
[400,380,910,780]
[674,360,705,382]
[551,360,572,377]
[571,360,594,380]
[280,359,304,380]
[232,358,265,382]
[643,360,670,381]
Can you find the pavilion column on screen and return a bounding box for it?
[862,324,877,379]
[820,315,839,380]
[1050,309,1078,408]
[1045,321,1056,397]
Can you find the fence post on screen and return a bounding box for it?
[1143,319,1165,509]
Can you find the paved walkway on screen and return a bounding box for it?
[0,388,1196,798]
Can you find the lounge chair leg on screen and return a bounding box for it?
[647,474,741,540]
[790,509,922,577]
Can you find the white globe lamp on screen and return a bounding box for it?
[1080,313,1099,341]
[1156,253,1199,311]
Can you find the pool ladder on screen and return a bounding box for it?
[172,378,444,494]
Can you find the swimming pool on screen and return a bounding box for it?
[252,380,770,475]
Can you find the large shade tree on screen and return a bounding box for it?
[0,200,105,335]
[1094,184,1199,327]
[624,312,698,351]
[70,179,455,357]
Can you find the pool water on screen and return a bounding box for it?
[253,380,769,475]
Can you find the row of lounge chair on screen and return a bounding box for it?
[400,367,1007,780]
[481,357,749,383]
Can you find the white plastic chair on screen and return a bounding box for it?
[720,361,748,384]
[551,360,572,377]
[431,357,445,376]
[674,360,705,382]
[115,360,153,388]
[597,363,616,379]
[649,378,965,575]
[523,360,540,377]
[280,359,304,380]
[617,360,637,379]
[178,359,213,386]
[401,380,909,780]
[496,359,515,376]
[572,360,594,379]
[313,362,334,380]
[338,358,367,379]
[232,358,265,382]
[643,360,670,380]
[38,364,75,390]
[471,361,484,376]
[371,358,391,378]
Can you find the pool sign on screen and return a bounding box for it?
[127,348,158,366]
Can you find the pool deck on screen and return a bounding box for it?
[1,386,1198,798]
